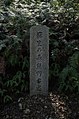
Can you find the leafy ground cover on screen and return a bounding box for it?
[0,91,79,119]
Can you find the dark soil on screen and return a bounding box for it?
[0,91,79,119]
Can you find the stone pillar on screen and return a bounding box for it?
[30,25,49,96]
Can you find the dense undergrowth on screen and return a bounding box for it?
[0,0,79,103]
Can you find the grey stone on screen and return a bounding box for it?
[24,108,30,114]
[19,103,22,110]
[48,117,53,119]
[44,105,48,108]
[6,115,9,119]
[30,25,49,96]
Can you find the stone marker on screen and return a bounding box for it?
[30,25,49,95]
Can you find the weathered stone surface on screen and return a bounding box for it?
[30,25,49,96]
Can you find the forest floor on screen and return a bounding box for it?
[0,91,79,119]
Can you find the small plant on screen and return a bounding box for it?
[4,95,12,103]
[59,51,79,93]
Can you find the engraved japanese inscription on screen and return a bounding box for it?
[30,25,49,95]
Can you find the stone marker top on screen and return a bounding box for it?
[30,25,49,31]
[30,25,49,41]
